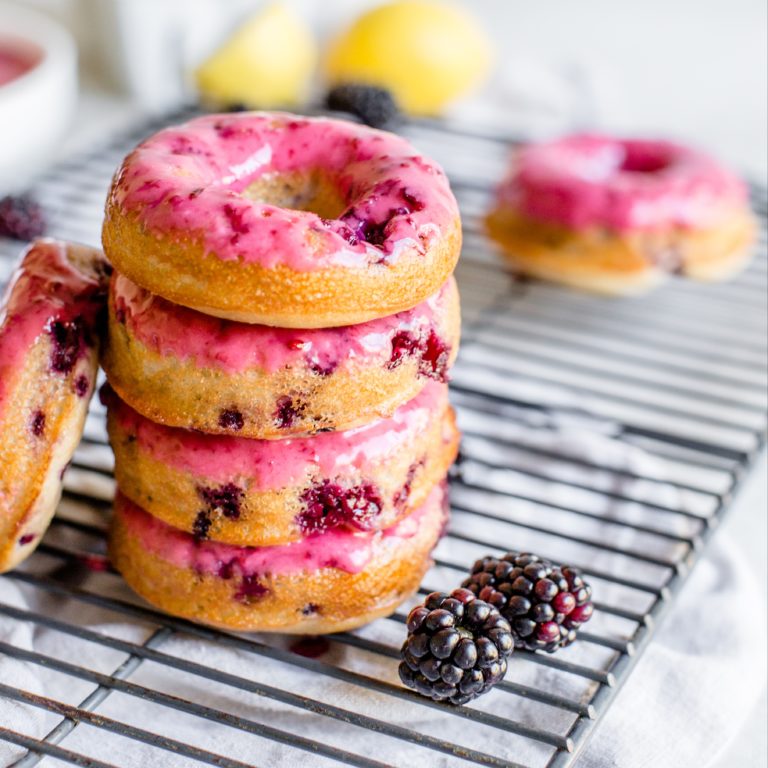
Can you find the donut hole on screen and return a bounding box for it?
[619,143,672,174]
[242,171,347,219]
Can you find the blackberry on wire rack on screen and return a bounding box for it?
[325,83,399,128]
[0,195,46,241]
[462,552,594,653]
[399,588,513,705]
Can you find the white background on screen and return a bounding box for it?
[8,1,768,765]
[21,0,768,177]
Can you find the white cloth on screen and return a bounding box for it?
[0,533,763,767]
[0,424,765,767]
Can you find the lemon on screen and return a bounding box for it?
[196,3,317,108]
[326,1,492,115]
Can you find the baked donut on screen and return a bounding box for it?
[0,239,110,572]
[486,134,756,294]
[105,381,458,546]
[102,112,461,328]
[109,482,448,633]
[103,272,459,438]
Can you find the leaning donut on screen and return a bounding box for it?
[486,134,756,294]
[103,112,461,327]
[0,239,110,572]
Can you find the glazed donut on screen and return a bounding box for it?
[109,482,447,633]
[103,272,459,438]
[105,381,458,546]
[0,239,110,572]
[102,112,461,328]
[486,134,756,294]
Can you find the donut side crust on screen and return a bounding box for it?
[102,209,462,328]
[109,488,446,634]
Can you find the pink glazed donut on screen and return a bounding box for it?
[105,380,459,547]
[103,112,462,327]
[0,239,110,572]
[110,482,448,633]
[102,273,459,438]
[486,134,756,294]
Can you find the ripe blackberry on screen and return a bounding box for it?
[325,84,399,128]
[398,588,513,705]
[0,195,46,240]
[462,552,594,653]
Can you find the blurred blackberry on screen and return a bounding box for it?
[398,588,513,705]
[462,552,594,653]
[325,84,399,128]
[0,195,46,241]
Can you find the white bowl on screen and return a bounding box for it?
[0,2,77,196]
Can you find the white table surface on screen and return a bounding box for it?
[56,84,768,768]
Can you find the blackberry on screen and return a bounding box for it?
[398,588,513,705]
[325,84,399,128]
[273,395,304,429]
[0,195,46,240]
[462,552,594,653]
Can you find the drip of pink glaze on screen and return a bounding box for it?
[0,240,107,410]
[118,482,444,577]
[107,381,446,490]
[497,134,748,232]
[113,273,455,375]
[109,112,458,270]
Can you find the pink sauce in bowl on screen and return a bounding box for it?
[0,38,41,88]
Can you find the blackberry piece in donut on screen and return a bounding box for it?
[109,482,449,633]
[102,112,461,328]
[0,239,110,572]
[486,135,756,294]
[105,380,459,546]
[103,273,459,438]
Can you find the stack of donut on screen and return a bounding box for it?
[100,112,463,633]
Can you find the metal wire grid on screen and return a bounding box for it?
[0,110,766,768]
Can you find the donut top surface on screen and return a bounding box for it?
[106,380,447,491]
[0,239,109,409]
[107,112,459,271]
[112,272,456,375]
[498,134,747,232]
[119,481,444,577]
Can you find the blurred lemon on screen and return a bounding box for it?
[196,3,317,108]
[326,1,492,115]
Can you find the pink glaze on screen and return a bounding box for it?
[118,482,445,576]
[113,273,455,374]
[107,380,446,490]
[108,112,458,270]
[497,134,748,232]
[0,40,39,87]
[0,240,107,409]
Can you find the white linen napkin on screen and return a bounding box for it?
[0,429,764,767]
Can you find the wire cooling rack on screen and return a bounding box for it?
[0,109,766,768]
